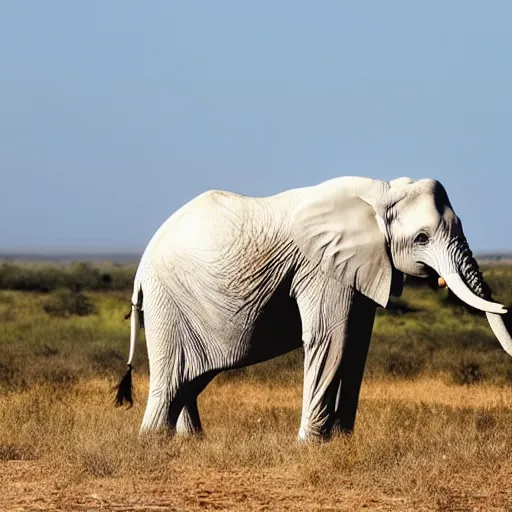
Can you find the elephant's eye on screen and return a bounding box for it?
[414,232,429,245]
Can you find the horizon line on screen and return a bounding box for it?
[1,247,511,262]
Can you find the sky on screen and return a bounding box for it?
[0,1,511,253]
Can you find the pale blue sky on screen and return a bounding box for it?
[1,1,511,252]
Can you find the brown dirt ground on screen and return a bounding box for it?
[3,459,512,511]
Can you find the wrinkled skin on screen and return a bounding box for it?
[122,176,510,441]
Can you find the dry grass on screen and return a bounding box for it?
[2,375,512,510]
[1,265,512,509]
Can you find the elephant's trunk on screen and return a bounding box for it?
[435,237,512,356]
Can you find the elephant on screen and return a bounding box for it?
[114,176,511,441]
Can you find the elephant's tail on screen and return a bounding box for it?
[114,278,143,408]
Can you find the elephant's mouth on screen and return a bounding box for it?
[406,265,446,290]
[423,265,444,290]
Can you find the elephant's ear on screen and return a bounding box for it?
[291,192,393,307]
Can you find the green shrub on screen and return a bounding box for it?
[379,297,419,316]
[0,262,136,292]
[384,350,425,378]
[43,289,97,318]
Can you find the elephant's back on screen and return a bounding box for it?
[148,189,253,264]
[141,189,288,286]
[145,188,289,290]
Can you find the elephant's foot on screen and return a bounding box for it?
[330,425,354,438]
[175,429,204,440]
[175,402,203,438]
[330,416,356,438]
[298,418,355,442]
[297,426,332,443]
[140,398,170,433]
[138,425,175,441]
[175,423,204,438]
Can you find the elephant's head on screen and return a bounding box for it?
[291,176,511,354]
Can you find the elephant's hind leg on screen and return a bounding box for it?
[176,401,202,436]
[176,372,217,437]
[140,351,186,435]
[139,291,206,436]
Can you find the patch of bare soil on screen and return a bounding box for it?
[3,459,512,511]
[0,460,429,511]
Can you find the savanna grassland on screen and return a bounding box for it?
[1,260,512,511]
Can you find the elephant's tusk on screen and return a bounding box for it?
[486,312,512,357]
[442,273,508,315]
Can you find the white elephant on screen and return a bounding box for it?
[115,176,510,441]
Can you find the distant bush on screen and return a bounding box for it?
[88,347,125,373]
[451,359,482,385]
[384,350,425,378]
[0,359,19,388]
[0,263,65,292]
[482,266,512,306]
[43,289,97,318]
[33,344,60,358]
[0,262,136,292]
[39,364,78,386]
[379,297,419,316]
[0,351,27,392]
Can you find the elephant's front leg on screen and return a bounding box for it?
[333,293,377,435]
[296,282,355,441]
